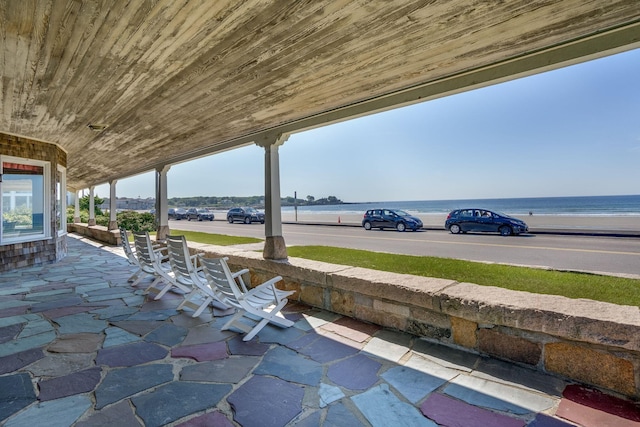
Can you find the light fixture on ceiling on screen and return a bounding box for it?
[87,123,108,132]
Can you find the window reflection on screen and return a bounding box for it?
[2,161,45,238]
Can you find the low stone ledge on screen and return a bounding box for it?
[439,282,640,352]
[329,267,455,312]
[545,342,637,397]
[451,317,478,348]
[68,224,120,246]
[478,327,542,366]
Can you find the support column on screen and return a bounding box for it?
[108,180,118,230]
[155,165,171,241]
[74,190,80,223]
[88,186,96,226]
[257,133,289,260]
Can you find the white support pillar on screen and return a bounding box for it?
[74,190,81,223]
[257,133,289,260]
[155,165,171,241]
[108,180,118,230]
[88,186,96,226]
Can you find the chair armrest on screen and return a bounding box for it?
[230,269,250,293]
[189,254,203,271]
[254,276,284,302]
[154,247,168,255]
[231,268,250,279]
[154,248,169,262]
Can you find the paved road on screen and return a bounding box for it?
[170,219,640,277]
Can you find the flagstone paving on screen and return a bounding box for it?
[1,234,639,426]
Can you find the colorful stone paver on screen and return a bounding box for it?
[1,234,639,426]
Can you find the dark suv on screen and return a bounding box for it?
[227,207,265,224]
[168,208,187,220]
[445,208,528,236]
[186,208,214,221]
[362,209,423,232]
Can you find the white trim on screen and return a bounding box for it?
[57,165,67,236]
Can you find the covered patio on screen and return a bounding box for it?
[2,234,638,426]
[2,2,640,424]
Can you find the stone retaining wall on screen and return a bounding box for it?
[67,224,120,246]
[186,242,640,400]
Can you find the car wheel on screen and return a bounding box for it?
[449,224,461,234]
[244,217,251,224]
[396,222,406,232]
[363,221,372,230]
[499,226,513,236]
[198,216,202,221]
[260,220,265,224]
[227,217,233,223]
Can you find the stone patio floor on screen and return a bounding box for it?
[1,234,639,427]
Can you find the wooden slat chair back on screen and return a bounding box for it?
[166,235,228,317]
[132,231,189,300]
[199,256,295,341]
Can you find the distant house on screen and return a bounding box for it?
[100,197,155,211]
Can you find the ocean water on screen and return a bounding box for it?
[281,194,640,216]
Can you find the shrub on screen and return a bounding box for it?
[116,211,156,232]
[66,208,155,232]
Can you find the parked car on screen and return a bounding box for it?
[445,209,528,236]
[227,207,265,224]
[362,209,423,232]
[186,208,214,221]
[168,208,187,220]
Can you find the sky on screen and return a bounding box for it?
[95,48,640,203]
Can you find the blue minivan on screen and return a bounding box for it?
[362,209,423,232]
[445,209,528,236]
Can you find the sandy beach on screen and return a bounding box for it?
[277,211,640,232]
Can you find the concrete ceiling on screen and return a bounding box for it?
[2,1,639,190]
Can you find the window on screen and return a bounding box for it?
[1,157,50,242]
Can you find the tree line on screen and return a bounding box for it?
[168,195,343,208]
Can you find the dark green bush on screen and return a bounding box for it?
[66,208,155,232]
[115,211,156,232]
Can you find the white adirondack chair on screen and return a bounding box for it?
[119,228,141,282]
[132,231,190,299]
[199,256,295,341]
[165,235,229,317]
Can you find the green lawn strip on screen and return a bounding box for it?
[170,230,263,246]
[286,246,640,307]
